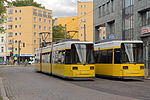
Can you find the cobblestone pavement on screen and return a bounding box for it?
[0,66,143,100]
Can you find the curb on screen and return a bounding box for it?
[0,78,9,100]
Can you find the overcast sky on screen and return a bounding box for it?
[35,0,77,18]
[34,0,93,18]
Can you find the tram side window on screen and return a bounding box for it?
[57,50,65,64]
[114,49,121,64]
[97,49,113,64]
[65,50,71,64]
[42,53,50,63]
[94,51,99,63]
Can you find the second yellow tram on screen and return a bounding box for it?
[94,40,145,79]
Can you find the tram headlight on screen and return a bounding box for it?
[123,66,128,70]
[140,66,144,70]
[90,66,94,70]
[73,67,78,70]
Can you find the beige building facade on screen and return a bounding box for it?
[77,1,93,42]
[56,16,78,39]
[6,6,52,62]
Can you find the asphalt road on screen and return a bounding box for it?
[0,66,149,100]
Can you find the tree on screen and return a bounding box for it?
[12,0,45,8]
[0,0,11,33]
[52,25,65,42]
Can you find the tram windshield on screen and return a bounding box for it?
[120,43,143,64]
[71,44,95,64]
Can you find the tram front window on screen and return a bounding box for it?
[121,43,143,64]
[71,44,94,65]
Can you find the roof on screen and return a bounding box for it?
[94,40,143,49]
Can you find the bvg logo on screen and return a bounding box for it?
[141,28,149,34]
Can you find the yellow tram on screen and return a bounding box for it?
[94,40,145,79]
[35,40,95,80]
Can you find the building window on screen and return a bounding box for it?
[34,24,36,29]
[49,20,51,24]
[1,37,4,42]
[8,25,13,29]
[84,19,86,22]
[141,11,150,26]
[1,47,4,52]
[7,17,13,22]
[8,39,13,44]
[15,32,17,36]
[44,33,46,37]
[39,34,42,37]
[15,48,17,51]
[49,27,51,31]
[15,10,17,13]
[7,9,13,14]
[34,32,36,36]
[111,0,114,13]
[19,25,21,28]
[48,13,52,18]
[84,5,86,8]
[19,17,21,21]
[8,32,13,37]
[15,17,17,21]
[80,19,82,22]
[15,25,17,28]
[19,32,21,36]
[15,40,17,44]
[44,19,47,23]
[80,5,82,8]
[39,18,42,22]
[34,48,36,52]
[49,34,51,38]
[38,10,43,17]
[80,12,82,15]
[44,26,47,30]
[39,25,42,30]
[34,17,37,22]
[123,0,134,40]
[19,10,21,13]
[99,6,101,18]
[81,26,83,30]
[84,12,86,15]
[34,40,37,44]
[33,9,38,16]
[43,11,47,17]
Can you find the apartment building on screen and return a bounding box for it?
[77,1,93,42]
[0,30,6,64]
[6,6,52,62]
[56,16,78,39]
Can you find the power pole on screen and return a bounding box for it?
[18,41,21,65]
[84,24,86,41]
[65,24,67,39]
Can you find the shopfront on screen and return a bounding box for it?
[141,26,150,76]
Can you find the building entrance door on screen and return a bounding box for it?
[142,36,150,76]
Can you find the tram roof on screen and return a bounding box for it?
[94,40,143,49]
[36,40,94,53]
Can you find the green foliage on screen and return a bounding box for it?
[52,25,65,42]
[12,0,45,8]
[0,0,10,33]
